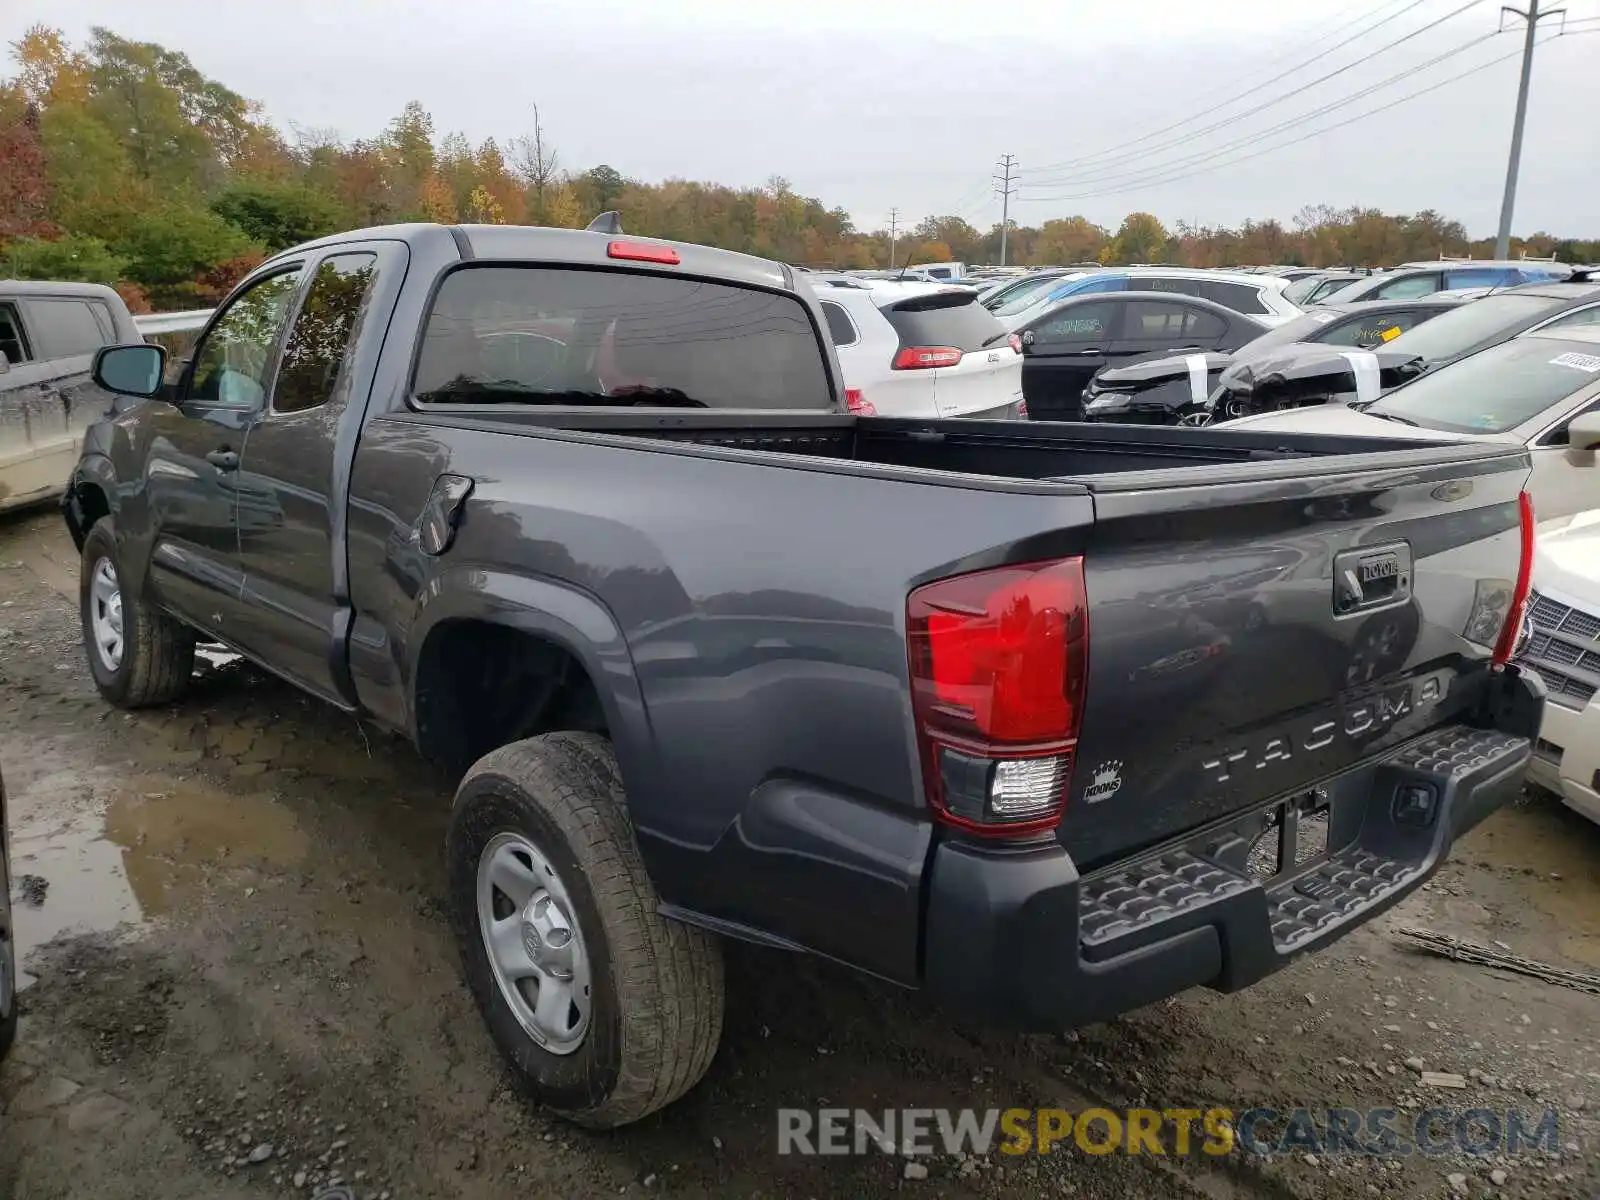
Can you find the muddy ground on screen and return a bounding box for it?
[0,507,1595,1200]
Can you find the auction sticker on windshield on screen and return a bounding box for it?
[1549,351,1600,372]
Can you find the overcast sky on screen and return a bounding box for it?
[9,0,1600,237]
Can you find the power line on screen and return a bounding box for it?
[1016,29,1591,204]
[994,155,1018,265]
[1027,0,1481,181]
[1024,29,1500,193]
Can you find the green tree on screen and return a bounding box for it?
[210,179,343,250]
[116,200,258,287]
[4,232,124,282]
[84,28,248,190]
[1109,212,1169,264]
[1033,216,1109,265]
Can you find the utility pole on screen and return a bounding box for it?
[1495,0,1563,259]
[887,207,900,269]
[994,155,1018,266]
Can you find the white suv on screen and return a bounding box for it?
[813,281,1025,419]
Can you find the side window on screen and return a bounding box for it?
[1445,267,1514,289]
[1375,274,1440,300]
[1208,281,1271,315]
[1184,306,1227,339]
[1543,398,1600,447]
[0,302,29,364]
[1541,304,1600,332]
[188,269,304,409]
[1034,302,1118,343]
[23,298,110,359]
[1315,311,1423,347]
[820,300,858,347]
[89,300,116,341]
[1123,300,1204,339]
[273,253,379,414]
[1066,277,1125,297]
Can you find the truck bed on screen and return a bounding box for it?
[406,409,1509,493]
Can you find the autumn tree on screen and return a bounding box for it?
[1033,216,1108,265]
[1108,212,1169,264]
[509,104,559,219]
[0,101,53,239]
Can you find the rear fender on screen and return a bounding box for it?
[404,566,658,824]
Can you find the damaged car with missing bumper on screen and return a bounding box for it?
[61,215,1545,1128]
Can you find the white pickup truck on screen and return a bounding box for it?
[1519,513,1600,823]
[0,284,209,513]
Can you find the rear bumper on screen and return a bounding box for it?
[923,702,1537,1030]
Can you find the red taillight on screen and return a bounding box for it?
[844,387,876,415]
[1016,397,1029,418]
[907,558,1088,837]
[892,346,962,370]
[607,239,681,265]
[1007,334,1023,354]
[1493,491,1535,666]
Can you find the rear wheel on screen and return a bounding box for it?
[447,732,724,1128]
[80,521,195,708]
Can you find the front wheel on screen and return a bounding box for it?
[80,521,195,708]
[447,733,724,1128]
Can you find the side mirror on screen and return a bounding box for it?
[1567,411,1600,453]
[93,343,166,398]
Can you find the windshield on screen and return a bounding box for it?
[1283,276,1340,306]
[991,273,1083,316]
[1380,293,1560,364]
[1367,335,1599,433]
[981,275,1057,307]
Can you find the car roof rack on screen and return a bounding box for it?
[586,211,624,234]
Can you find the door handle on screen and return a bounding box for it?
[206,448,240,472]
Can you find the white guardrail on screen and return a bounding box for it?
[134,309,214,336]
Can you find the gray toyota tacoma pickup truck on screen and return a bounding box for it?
[63,216,1545,1128]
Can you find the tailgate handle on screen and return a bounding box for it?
[1333,543,1412,616]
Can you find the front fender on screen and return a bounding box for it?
[63,452,118,549]
[403,566,657,818]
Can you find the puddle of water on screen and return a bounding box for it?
[9,770,310,980]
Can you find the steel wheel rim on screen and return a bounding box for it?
[89,558,125,671]
[476,830,592,1055]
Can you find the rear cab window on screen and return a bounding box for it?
[413,266,833,410]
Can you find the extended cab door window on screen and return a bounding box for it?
[273,253,379,413]
[413,266,833,410]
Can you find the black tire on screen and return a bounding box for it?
[80,520,195,709]
[447,732,724,1128]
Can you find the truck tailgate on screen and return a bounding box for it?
[1061,447,1531,869]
